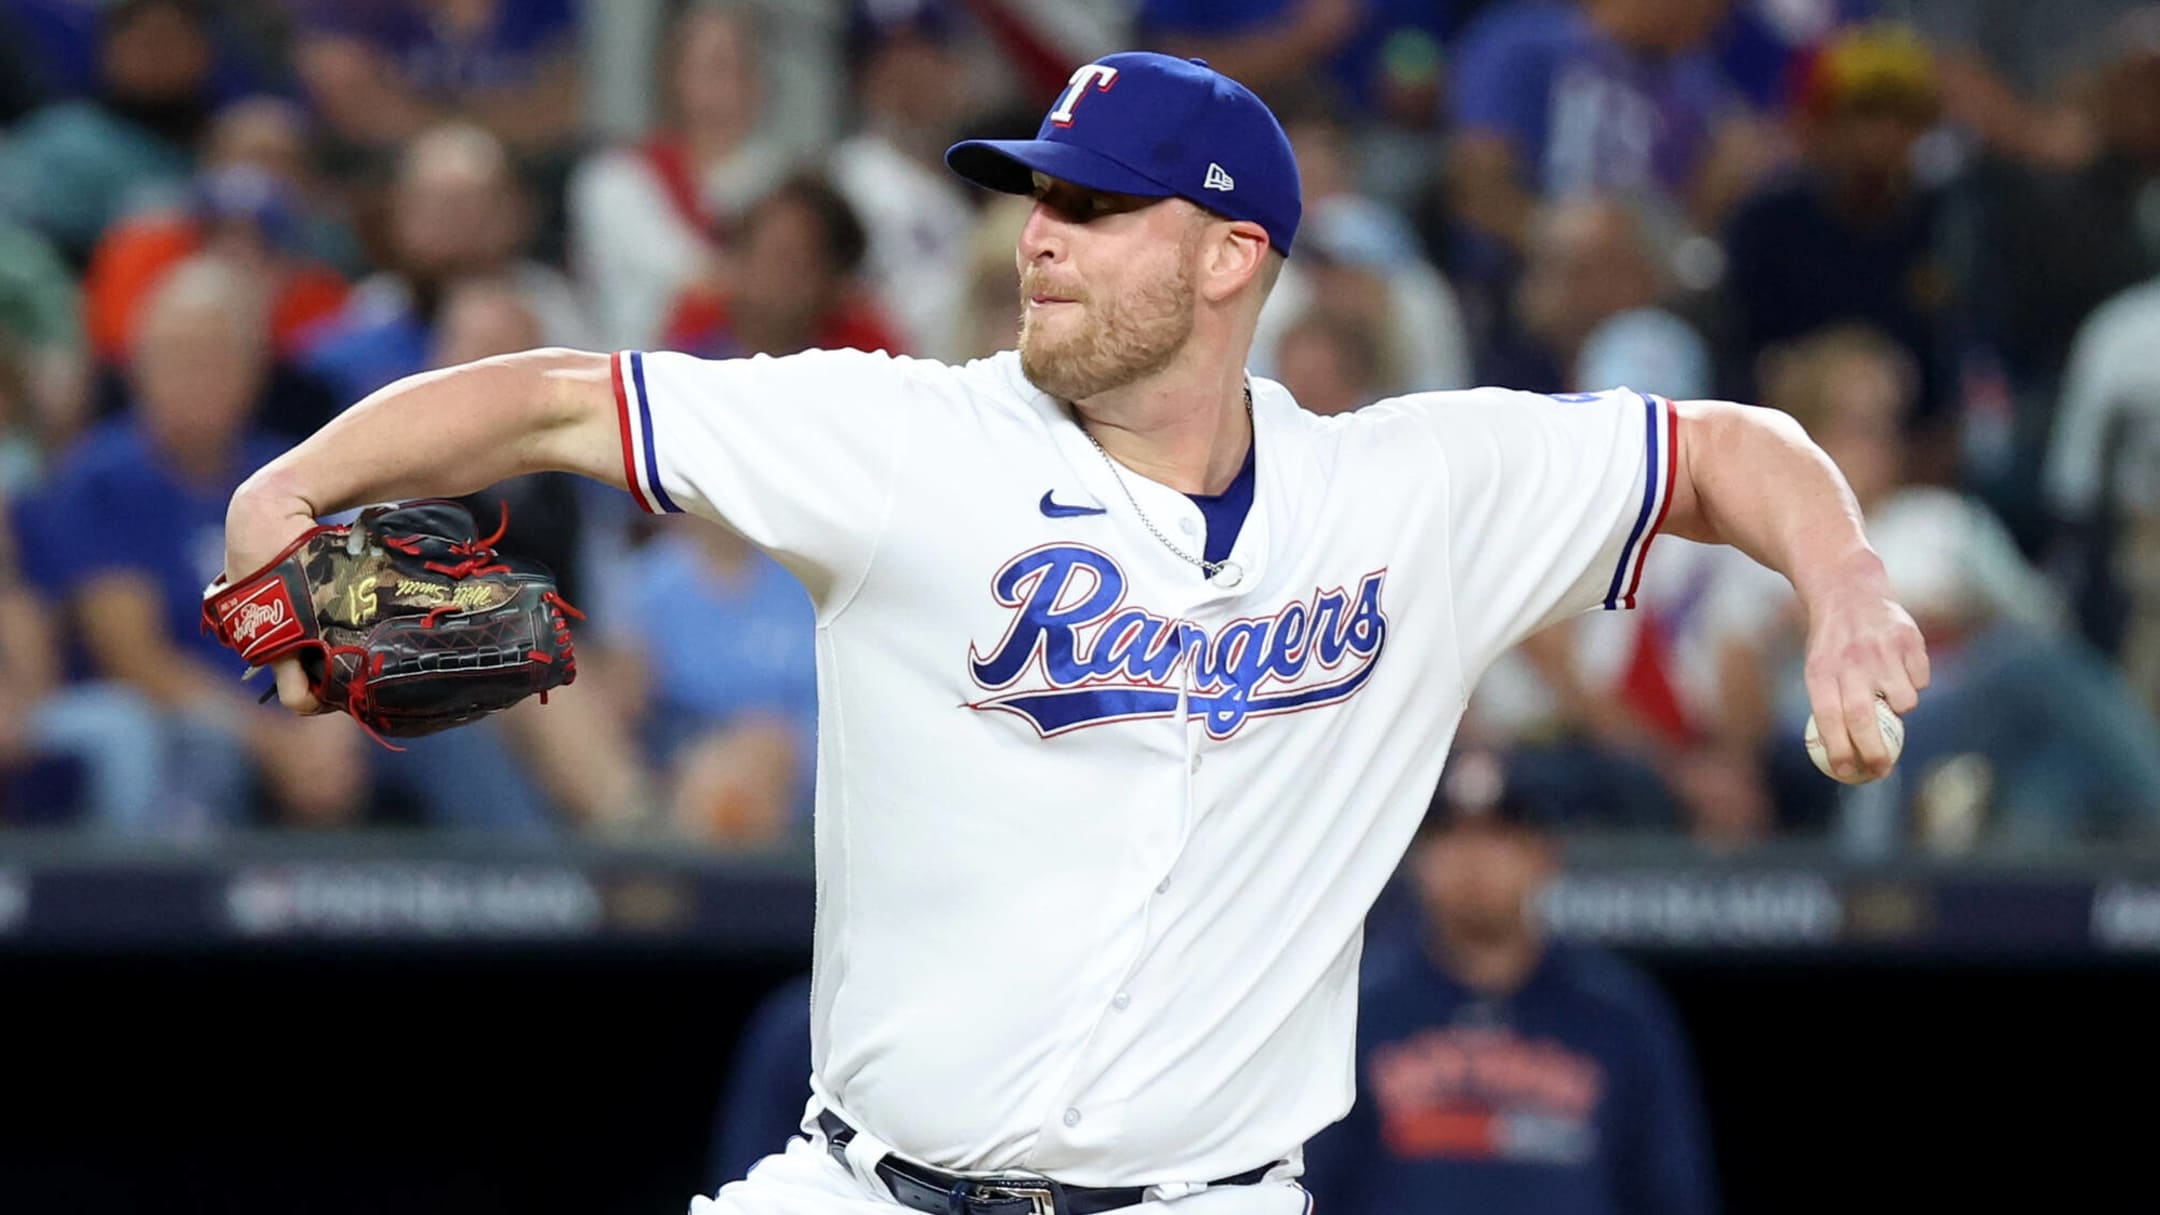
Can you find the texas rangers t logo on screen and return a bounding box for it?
[1048,63,1119,127]
[967,545,1389,738]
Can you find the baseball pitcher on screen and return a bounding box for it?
[216,53,1927,1215]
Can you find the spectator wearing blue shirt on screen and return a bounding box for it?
[608,523,818,846]
[0,489,164,829]
[37,257,369,831]
[1447,0,1761,262]
[1303,777,1717,1215]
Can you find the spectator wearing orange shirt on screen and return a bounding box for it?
[83,164,350,364]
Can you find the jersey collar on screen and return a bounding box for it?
[1008,353,1276,599]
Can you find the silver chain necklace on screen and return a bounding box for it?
[1079,384,1252,582]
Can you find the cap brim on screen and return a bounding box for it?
[945,138,1177,200]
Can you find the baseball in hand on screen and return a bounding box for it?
[1805,698,1905,784]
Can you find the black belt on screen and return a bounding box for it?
[817,1110,1274,1215]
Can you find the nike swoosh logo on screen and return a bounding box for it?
[1039,491,1107,518]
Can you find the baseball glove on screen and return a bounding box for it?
[201,499,582,744]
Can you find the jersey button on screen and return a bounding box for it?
[1063,1108,1082,1128]
[1156,878,1170,894]
[1112,991,1131,1011]
[1189,753,1203,773]
[1178,518,1199,537]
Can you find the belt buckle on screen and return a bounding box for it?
[964,1178,1058,1215]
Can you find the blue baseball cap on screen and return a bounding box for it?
[946,51,1301,255]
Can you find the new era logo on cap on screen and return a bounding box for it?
[943,51,1301,254]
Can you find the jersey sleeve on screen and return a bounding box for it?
[1407,387,1678,676]
[611,347,921,608]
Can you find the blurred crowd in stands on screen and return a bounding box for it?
[2,0,2159,855]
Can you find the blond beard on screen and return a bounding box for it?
[1018,249,1196,402]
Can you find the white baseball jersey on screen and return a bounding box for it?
[611,348,1677,1187]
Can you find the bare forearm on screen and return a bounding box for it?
[1670,401,1888,610]
[223,347,620,713]
[1671,401,1930,779]
[228,349,617,558]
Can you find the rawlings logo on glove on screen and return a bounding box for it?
[221,583,298,653]
[202,499,583,746]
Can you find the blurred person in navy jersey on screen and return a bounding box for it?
[662,173,905,361]
[300,121,591,403]
[0,0,220,261]
[1446,0,1769,261]
[1720,23,1960,480]
[708,973,816,1189]
[569,1,793,350]
[828,0,979,361]
[33,257,369,831]
[1302,767,1717,1215]
[289,0,582,159]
